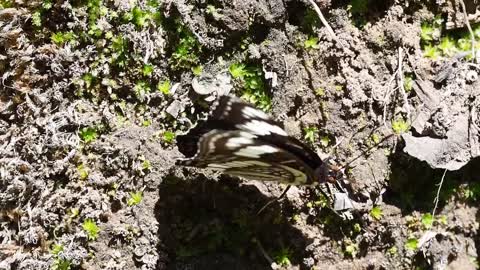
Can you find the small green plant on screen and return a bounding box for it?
[404,74,414,92]
[82,219,100,241]
[320,136,330,147]
[229,63,248,79]
[460,182,480,201]
[304,36,319,49]
[370,206,383,220]
[76,164,89,180]
[229,63,271,111]
[421,213,434,229]
[315,87,325,97]
[157,80,171,95]
[79,127,98,143]
[344,241,358,257]
[438,37,457,57]
[423,44,441,59]
[171,23,201,69]
[304,126,319,144]
[192,65,203,76]
[273,247,292,267]
[405,237,418,251]
[127,191,143,206]
[51,243,72,270]
[142,64,154,77]
[162,131,175,144]
[142,159,151,170]
[134,81,151,102]
[388,246,398,255]
[51,32,77,46]
[391,118,409,134]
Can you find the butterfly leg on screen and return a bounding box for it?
[256,185,292,215]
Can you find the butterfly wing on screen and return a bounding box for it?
[177,129,316,185]
[176,95,326,185]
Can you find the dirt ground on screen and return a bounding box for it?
[1,0,480,269]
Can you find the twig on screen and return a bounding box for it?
[254,238,274,265]
[432,169,448,218]
[397,47,411,123]
[306,0,337,41]
[458,0,477,63]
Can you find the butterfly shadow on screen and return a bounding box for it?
[154,172,319,270]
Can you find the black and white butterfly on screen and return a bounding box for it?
[176,95,335,186]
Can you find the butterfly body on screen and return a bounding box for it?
[176,95,330,186]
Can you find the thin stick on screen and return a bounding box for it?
[458,0,476,62]
[397,47,411,123]
[254,238,274,265]
[256,185,291,215]
[432,169,448,218]
[306,0,337,41]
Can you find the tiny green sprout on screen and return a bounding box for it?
[82,73,95,89]
[51,32,77,46]
[457,38,472,52]
[334,85,344,91]
[388,246,398,255]
[304,126,319,144]
[127,191,143,206]
[142,64,154,77]
[142,119,152,127]
[421,213,434,229]
[320,136,330,147]
[51,243,64,255]
[437,215,447,225]
[391,118,409,134]
[353,223,362,233]
[79,127,98,143]
[157,80,171,95]
[291,214,301,223]
[344,242,358,257]
[82,219,100,241]
[438,36,457,57]
[32,11,42,27]
[371,133,381,144]
[42,0,52,10]
[404,74,413,92]
[76,164,89,180]
[273,248,292,267]
[420,23,435,43]
[134,81,151,102]
[206,5,221,18]
[192,65,203,76]
[423,44,440,59]
[304,36,320,49]
[405,237,418,251]
[315,87,325,97]
[142,159,151,171]
[229,63,247,79]
[162,131,175,144]
[51,243,72,270]
[370,206,383,220]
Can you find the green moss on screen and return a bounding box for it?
[229,63,271,111]
[82,219,100,241]
[370,206,383,220]
[79,127,99,143]
[304,36,319,49]
[391,118,409,134]
[127,191,143,206]
[157,80,171,95]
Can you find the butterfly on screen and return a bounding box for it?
[176,95,335,186]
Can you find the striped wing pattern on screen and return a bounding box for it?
[176,95,325,185]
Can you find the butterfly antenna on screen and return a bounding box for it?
[339,133,396,171]
[256,185,292,215]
